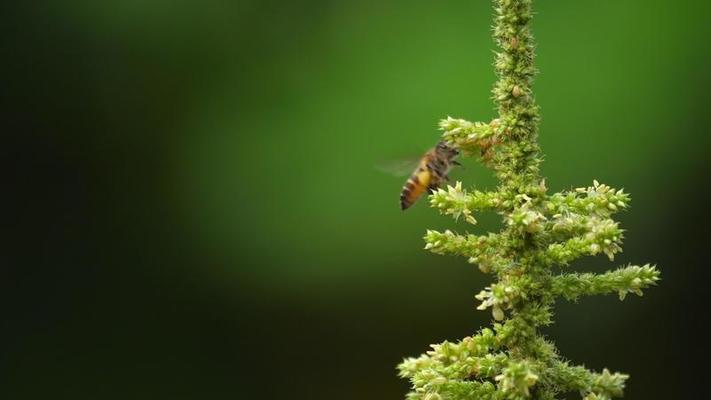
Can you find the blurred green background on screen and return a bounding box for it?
[4,0,710,398]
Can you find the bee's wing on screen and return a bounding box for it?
[375,156,422,177]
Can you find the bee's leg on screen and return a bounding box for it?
[451,160,462,166]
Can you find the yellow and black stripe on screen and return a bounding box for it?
[400,165,433,210]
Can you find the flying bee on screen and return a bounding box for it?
[400,141,460,210]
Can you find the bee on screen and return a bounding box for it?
[400,141,460,210]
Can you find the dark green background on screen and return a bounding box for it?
[4,0,710,398]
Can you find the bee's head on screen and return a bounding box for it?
[435,141,459,159]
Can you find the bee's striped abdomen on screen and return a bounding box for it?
[400,167,432,210]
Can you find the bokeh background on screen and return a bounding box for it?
[4,0,710,398]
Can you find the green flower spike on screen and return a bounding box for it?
[398,1,660,399]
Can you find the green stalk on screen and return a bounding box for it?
[398,1,659,399]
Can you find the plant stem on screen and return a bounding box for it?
[398,1,659,399]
